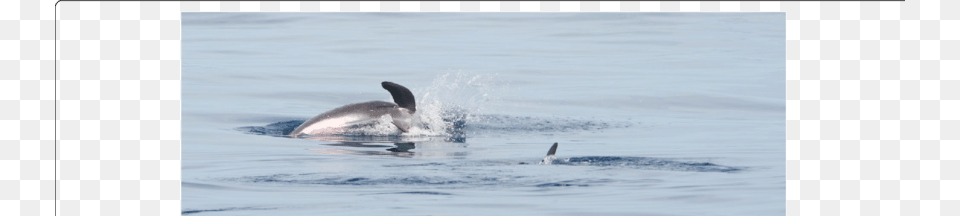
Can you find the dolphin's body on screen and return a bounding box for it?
[289,81,417,136]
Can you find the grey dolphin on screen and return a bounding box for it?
[520,142,559,165]
[289,81,417,136]
[540,142,559,164]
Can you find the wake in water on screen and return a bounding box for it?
[215,156,740,188]
[542,156,742,173]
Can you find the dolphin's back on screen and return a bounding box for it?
[290,81,418,136]
[289,101,398,135]
[313,101,397,119]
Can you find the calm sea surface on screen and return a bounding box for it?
[182,13,785,216]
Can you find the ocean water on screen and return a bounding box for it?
[182,13,785,215]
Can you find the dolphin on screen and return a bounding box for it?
[289,81,417,136]
[540,142,559,164]
[520,142,558,165]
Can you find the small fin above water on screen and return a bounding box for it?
[539,142,559,165]
[546,142,558,156]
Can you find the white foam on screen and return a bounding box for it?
[539,155,559,165]
[408,72,507,137]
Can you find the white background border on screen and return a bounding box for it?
[0,0,955,215]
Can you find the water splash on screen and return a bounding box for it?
[412,72,508,137]
[539,155,558,165]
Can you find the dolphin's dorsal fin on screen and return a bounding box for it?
[546,142,558,156]
[382,81,416,113]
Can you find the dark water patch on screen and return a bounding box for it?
[231,175,470,186]
[547,156,743,173]
[345,177,368,182]
[309,148,417,158]
[245,174,294,183]
[536,182,589,187]
[326,143,394,148]
[387,142,416,152]
[534,178,616,188]
[383,162,446,167]
[181,207,276,215]
[387,191,454,195]
[236,120,304,137]
[224,173,533,188]
[322,177,467,186]
[225,173,630,190]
